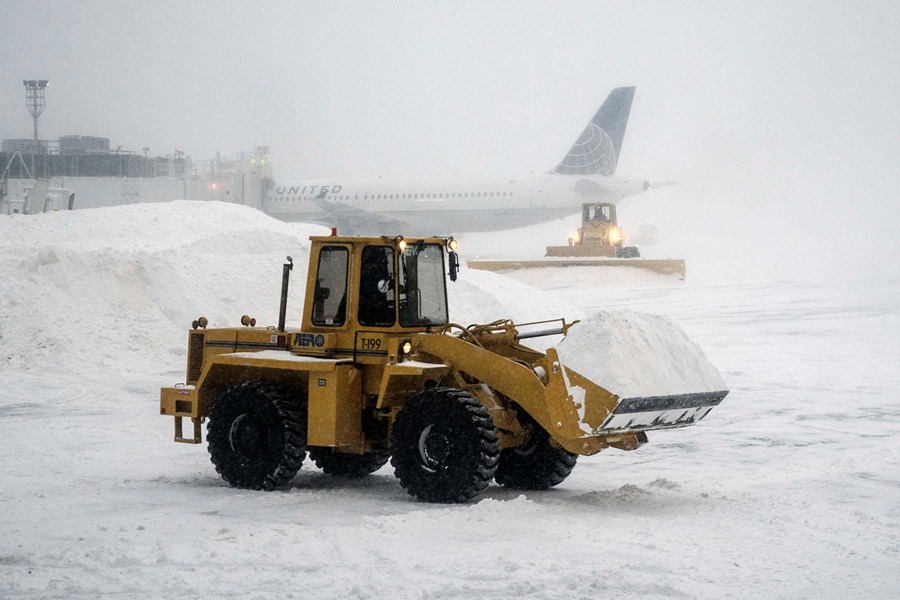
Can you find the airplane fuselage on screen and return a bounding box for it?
[264,173,649,235]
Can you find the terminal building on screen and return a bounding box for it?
[1,134,273,215]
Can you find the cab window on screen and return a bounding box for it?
[358,245,396,327]
[312,246,348,326]
[399,243,449,327]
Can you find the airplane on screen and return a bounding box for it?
[263,87,649,235]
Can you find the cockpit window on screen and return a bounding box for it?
[399,243,448,327]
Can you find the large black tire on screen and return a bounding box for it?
[494,422,577,490]
[308,447,390,477]
[391,388,500,503]
[207,381,307,490]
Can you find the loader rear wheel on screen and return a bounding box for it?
[308,447,390,477]
[391,388,500,503]
[494,424,577,490]
[207,381,306,491]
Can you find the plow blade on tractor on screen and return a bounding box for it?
[467,257,686,278]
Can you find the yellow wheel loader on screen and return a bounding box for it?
[161,233,726,503]
[468,202,686,278]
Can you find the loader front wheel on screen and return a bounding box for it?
[494,424,577,490]
[207,381,306,491]
[308,447,390,477]
[391,388,499,503]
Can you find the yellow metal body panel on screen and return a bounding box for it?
[160,385,196,417]
[209,350,346,372]
[160,386,203,444]
[375,361,451,410]
[307,364,364,451]
[184,348,349,419]
[181,326,296,386]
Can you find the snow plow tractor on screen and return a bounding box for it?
[160,233,726,503]
[548,202,636,258]
[468,202,686,278]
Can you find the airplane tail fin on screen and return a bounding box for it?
[553,86,635,176]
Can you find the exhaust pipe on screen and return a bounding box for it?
[278,256,293,332]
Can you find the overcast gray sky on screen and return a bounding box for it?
[2,1,898,276]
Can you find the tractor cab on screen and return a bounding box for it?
[574,202,623,250]
[297,235,459,360]
[584,202,614,223]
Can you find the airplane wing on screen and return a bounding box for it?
[308,196,408,235]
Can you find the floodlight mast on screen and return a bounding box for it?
[23,79,49,178]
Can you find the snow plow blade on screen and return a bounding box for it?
[467,258,686,278]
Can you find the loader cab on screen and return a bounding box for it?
[303,235,454,336]
[578,202,622,249]
[583,202,616,225]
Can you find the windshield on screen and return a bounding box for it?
[398,243,448,327]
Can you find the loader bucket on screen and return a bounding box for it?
[540,348,727,454]
[558,360,727,434]
[415,314,726,457]
[596,390,728,432]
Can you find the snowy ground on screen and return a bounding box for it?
[1,202,897,599]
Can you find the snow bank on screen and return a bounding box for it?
[1,201,718,404]
[0,202,586,383]
[556,310,727,398]
[0,202,325,381]
[450,267,582,325]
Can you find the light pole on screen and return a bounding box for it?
[23,79,49,178]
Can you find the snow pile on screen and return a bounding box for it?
[0,202,719,402]
[0,202,585,382]
[0,201,324,381]
[450,267,582,326]
[556,310,727,397]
